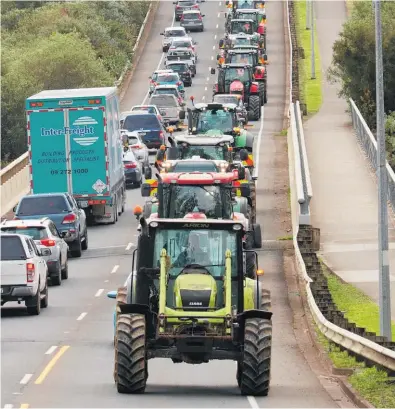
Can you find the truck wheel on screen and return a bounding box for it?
[40,281,49,308]
[115,314,147,394]
[248,95,260,121]
[81,228,88,250]
[61,259,69,280]
[239,318,272,396]
[51,262,62,286]
[26,285,41,315]
[71,236,82,258]
[110,199,118,225]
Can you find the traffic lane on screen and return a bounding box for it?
[255,0,288,241]
[0,254,134,407]
[120,1,174,111]
[254,249,336,408]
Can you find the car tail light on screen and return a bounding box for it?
[27,263,35,283]
[181,15,184,21]
[176,5,180,8]
[124,162,137,169]
[130,144,143,149]
[159,131,164,139]
[193,4,199,8]
[62,213,76,224]
[40,239,56,247]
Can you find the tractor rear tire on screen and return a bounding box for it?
[248,95,260,121]
[115,314,147,394]
[260,288,271,312]
[239,318,272,396]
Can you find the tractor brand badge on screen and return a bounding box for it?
[189,302,203,306]
[92,179,107,194]
[72,116,99,147]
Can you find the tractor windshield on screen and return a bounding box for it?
[179,145,228,160]
[195,109,234,133]
[224,67,250,84]
[231,20,254,35]
[233,37,252,46]
[154,228,238,277]
[229,53,256,65]
[236,13,260,25]
[165,185,232,219]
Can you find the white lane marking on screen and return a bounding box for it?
[212,44,216,49]
[254,106,265,182]
[95,289,104,297]
[202,96,206,101]
[216,23,219,29]
[247,396,260,409]
[141,12,176,105]
[104,280,109,283]
[76,312,87,321]
[219,1,222,5]
[20,374,32,385]
[111,264,119,274]
[125,242,133,251]
[45,346,57,355]
[217,12,220,17]
[211,56,214,61]
[214,35,217,40]
[4,404,13,408]
[206,77,210,82]
[204,86,207,91]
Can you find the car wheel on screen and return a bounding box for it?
[61,258,69,280]
[71,235,82,258]
[40,281,48,308]
[51,261,62,286]
[26,284,41,315]
[81,228,88,250]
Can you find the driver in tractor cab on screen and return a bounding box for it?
[173,232,211,267]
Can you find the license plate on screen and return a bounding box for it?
[79,200,88,208]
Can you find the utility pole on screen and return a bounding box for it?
[374,0,392,340]
[306,0,311,30]
[310,0,316,79]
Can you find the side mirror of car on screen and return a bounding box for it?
[179,110,186,120]
[107,290,117,299]
[193,41,198,45]
[237,164,246,180]
[160,32,165,35]
[60,231,69,239]
[13,205,17,212]
[201,14,205,17]
[41,248,52,257]
[210,67,216,75]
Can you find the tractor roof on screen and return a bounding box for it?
[231,44,259,50]
[144,217,244,231]
[221,63,253,69]
[227,49,257,55]
[160,172,237,185]
[235,9,262,14]
[174,133,234,145]
[230,18,255,23]
[192,102,238,111]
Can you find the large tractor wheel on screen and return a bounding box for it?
[248,95,260,121]
[260,288,271,312]
[115,314,148,394]
[258,83,265,106]
[239,318,272,396]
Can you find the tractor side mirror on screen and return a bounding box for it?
[210,68,216,75]
[167,147,179,160]
[239,184,251,198]
[107,290,117,299]
[263,53,268,61]
[141,184,152,198]
[239,149,249,161]
[156,148,166,161]
[179,110,186,120]
[238,164,246,180]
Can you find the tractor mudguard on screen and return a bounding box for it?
[119,303,150,315]
[236,309,273,343]
[245,133,254,150]
[234,132,247,149]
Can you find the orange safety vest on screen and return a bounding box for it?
[145,179,158,196]
[233,179,249,196]
[242,154,254,167]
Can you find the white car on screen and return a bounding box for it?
[150,85,185,105]
[169,36,198,60]
[1,218,69,286]
[160,27,188,52]
[120,131,151,175]
[1,233,49,315]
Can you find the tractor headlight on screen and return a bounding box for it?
[233,223,242,231]
[150,221,159,227]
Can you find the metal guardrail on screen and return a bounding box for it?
[350,98,395,214]
[0,2,157,217]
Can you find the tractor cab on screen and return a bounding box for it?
[229,19,257,36]
[225,48,268,67]
[233,9,266,26]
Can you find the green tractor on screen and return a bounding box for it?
[113,216,272,395]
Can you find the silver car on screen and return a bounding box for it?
[149,95,186,130]
[0,217,69,286]
[160,27,187,52]
[180,10,205,32]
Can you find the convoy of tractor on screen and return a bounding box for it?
[110,0,272,398]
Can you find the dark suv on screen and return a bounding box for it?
[123,112,168,150]
[14,193,88,258]
[173,0,199,21]
[166,61,192,86]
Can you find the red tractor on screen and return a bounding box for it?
[211,63,261,121]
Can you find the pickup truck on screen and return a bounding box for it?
[1,233,50,315]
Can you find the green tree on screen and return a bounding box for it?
[1,32,113,161]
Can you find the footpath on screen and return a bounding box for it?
[302,0,395,320]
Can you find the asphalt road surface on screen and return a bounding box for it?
[1,2,348,408]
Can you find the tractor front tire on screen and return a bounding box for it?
[115,314,147,394]
[239,318,272,396]
[248,95,260,121]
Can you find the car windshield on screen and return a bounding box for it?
[123,115,160,131]
[17,196,69,216]
[157,73,179,83]
[196,110,233,133]
[154,89,178,97]
[214,95,240,105]
[172,40,191,48]
[179,1,195,6]
[230,53,255,65]
[168,63,189,73]
[224,67,250,83]
[167,53,191,61]
[153,228,238,278]
[231,21,254,34]
[180,145,227,161]
[165,30,185,37]
[183,13,199,20]
[150,95,178,108]
[1,227,48,240]
[0,236,26,260]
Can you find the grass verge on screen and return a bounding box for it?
[294,0,323,115]
[312,263,395,408]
